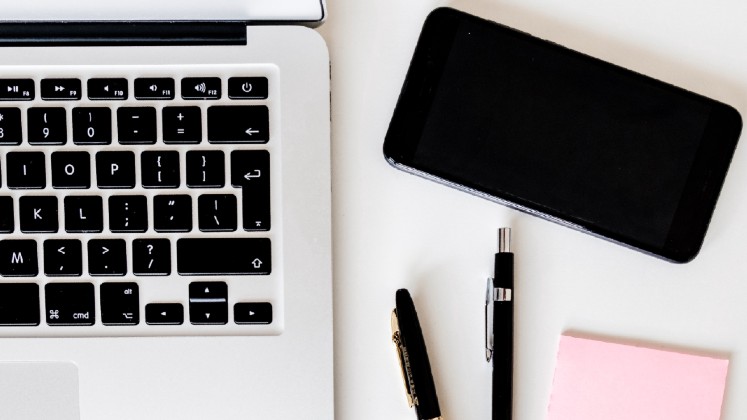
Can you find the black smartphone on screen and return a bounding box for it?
[384,7,742,263]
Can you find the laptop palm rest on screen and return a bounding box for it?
[0,362,80,420]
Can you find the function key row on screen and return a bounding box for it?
[0,77,268,101]
[0,105,269,145]
[0,281,273,326]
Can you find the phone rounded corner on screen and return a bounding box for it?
[723,103,743,137]
[426,6,459,23]
[669,248,700,264]
[709,101,743,146]
[662,239,705,264]
[382,140,405,170]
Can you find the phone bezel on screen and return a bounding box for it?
[383,7,743,263]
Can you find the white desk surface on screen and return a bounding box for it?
[318,0,747,418]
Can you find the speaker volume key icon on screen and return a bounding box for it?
[181,77,221,99]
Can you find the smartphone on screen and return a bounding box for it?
[383,8,742,263]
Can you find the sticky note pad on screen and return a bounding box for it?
[547,334,729,420]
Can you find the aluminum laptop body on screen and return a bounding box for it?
[0,1,333,419]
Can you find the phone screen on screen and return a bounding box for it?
[384,8,742,262]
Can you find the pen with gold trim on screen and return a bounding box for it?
[391,288,443,420]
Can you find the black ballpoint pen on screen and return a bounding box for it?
[486,227,514,420]
[391,289,443,420]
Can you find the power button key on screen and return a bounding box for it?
[228,77,268,100]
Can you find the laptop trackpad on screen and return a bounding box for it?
[0,362,80,420]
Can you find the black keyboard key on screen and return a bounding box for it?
[153,195,192,232]
[108,195,147,232]
[142,151,180,188]
[133,238,171,276]
[190,281,227,301]
[230,150,269,186]
[0,197,13,233]
[96,151,136,188]
[207,106,269,143]
[163,106,201,144]
[0,240,38,276]
[88,78,128,100]
[6,151,46,189]
[117,107,157,144]
[145,303,183,325]
[100,282,139,325]
[177,238,271,275]
[88,239,127,276]
[234,302,272,325]
[134,78,174,100]
[64,196,103,233]
[51,151,90,189]
[0,108,22,145]
[0,283,40,326]
[28,107,67,145]
[198,194,237,232]
[182,77,221,100]
[231,150,271,231]
[19,196,58,233]
[45,283,94,326]
[0,79,34,101]
[228,77,268,99]
[43,239,82,276]
[186,150,224,188]
[189,281,227,325]
[73,107,111,145]
[41,78,81,100]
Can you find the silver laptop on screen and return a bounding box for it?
[0,1,333,419]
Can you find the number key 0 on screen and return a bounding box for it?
[73,107,111,145]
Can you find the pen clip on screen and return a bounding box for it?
[485,277,495,362]
[391,309,418,408]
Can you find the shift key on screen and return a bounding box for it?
[176,238,271,275]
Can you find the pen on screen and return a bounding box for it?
[486,227,514,420]
[391,288,443,420]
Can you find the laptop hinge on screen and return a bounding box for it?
[0,21,248,46]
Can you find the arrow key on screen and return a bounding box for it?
[189,303,228,325]
[145,303,183,325]
[189,281,228,325]
[234,302,272,325]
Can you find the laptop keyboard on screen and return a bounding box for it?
[0,66,282,336]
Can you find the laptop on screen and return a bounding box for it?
[0,1,333,419]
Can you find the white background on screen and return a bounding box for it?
[318,0,747,418]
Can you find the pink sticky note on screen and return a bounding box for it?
[547,334,729,420]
